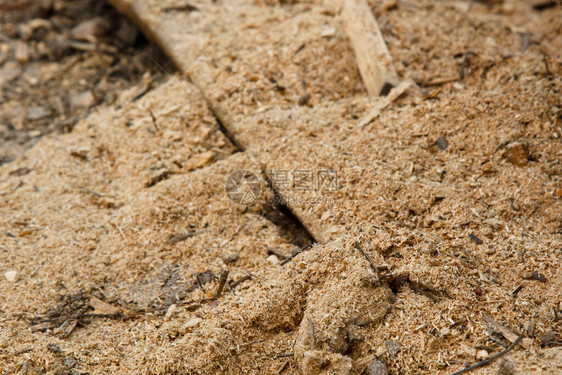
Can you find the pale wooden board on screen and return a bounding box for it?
[340,0,398,95]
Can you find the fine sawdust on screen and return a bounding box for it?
[1,0,562,374]
[0,78,310,373]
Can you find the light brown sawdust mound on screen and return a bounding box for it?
[0,77,310,374]
[1,0,561,374]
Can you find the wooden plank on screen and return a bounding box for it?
[341,0,399,96]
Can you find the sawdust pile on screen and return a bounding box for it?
[1,0,561,374]
[0,0,169,166]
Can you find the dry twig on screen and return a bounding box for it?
[449,333,524,375]
[353,241,379,273]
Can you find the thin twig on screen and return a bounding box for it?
[307,315,317,350]
[12,348,33,356]
[267,247,290,260]
[77,186,103,197]
[109,222,127,241]
[276,360,289,374]
[449,333,524,375]
[460,51,474,80]
[148,109,159,131]
[409,280,441,303]
[167,229,207,245]
[542,54,551,76]
[353,241,378,273]
[424,76,459,86]
[280,244,312,266]
[230,274,252,290]
[275,353,295,359]
[162,3,198,12]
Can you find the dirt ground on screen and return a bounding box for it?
[1,0,561,374]
[0,0,172,165]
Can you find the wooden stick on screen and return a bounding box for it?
[424,75,460,86]
[275,353,295,359]
[357,79,413,127]
[341,0,398,96]
[229,274,252,290]
[353,241,379,273]
[449,333,524,375]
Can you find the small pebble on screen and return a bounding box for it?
[298,93,311,106]
[385,340,401,360]
[63,356,78,368]
[485,248,496,255]
[27,106,51,120]
[321,27,336,38]
[368,360,388,375]
[530,271,547,283]
[436,136,448,150]
[498,359,516,375]
[267,254,279,264]
[469,233,483,245]
[4,270,18,282]
[476,349,488,360]
[222,252,239,263]
[453,82,464,91]
[116,19,139,46]
[70,90,95,110]
[501,2,515,15]
[71,18,107,41]
[47,343,62,354]
[14,41,29,64]
[184,317,202,329]
[539,330,557,345]
[0,62,22,85]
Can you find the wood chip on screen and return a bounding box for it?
[482,313,520,343]
[357,79,414,127]
[503,142,528,167]
[89,297,121,315]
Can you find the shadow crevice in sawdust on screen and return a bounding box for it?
[259,203,316,248]
[215,117,245,152]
